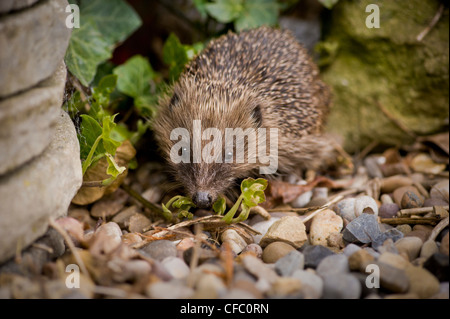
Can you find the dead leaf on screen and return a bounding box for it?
[410,153,446,174]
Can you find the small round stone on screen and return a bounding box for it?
[241,243,263,258]
[423,197,448,207]
[322,274,361,299]
[262,241,295,263]
[396,224,412,235]
[404,266,440,299]
[141,240,177,261]
[354,195,379,217]
[292,269,323,299]
[420,240,439,259]
[394,237,423,261]
[316,254,349,276]
[400,190,424,209]
[379,203,400,218]
[309,209,343,246]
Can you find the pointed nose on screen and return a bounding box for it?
[192,191,213,208]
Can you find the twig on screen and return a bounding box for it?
[397,205,449,217]
[301,195,344,223]
[417,4,445,42]
[428,217,449,241]
[48,218,93,283]
[120,183,167,221]
[380,217,441,226]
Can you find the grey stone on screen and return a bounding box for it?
[316,254,349,277]
[0,109,82,264]
[343,243,362,257]
[0,62,67,174]
[141,240,177,262]
[379,203,400,218]
[301,245,335,269]
[146,281,194,299]
[342,213,381,244]
[0,0,71,97]
[335,198,356,221]
[322,274,361,299]
[161,256,190,279]
[274,250,305,277]
[372,228,404,250]
[292,269,323,299]
[354,196,379,217]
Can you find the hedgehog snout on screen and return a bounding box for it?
[192,191,213,208]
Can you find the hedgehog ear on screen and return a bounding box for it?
[251,104,263,127]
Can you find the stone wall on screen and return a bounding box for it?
[0,0,82,263]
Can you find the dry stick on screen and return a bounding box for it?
[120,183,166,220]
[398,205,449,217]
[380,217,441,226]
[417,4,445,42]
[302,195,344,223]
[48,218,93,283]
[428,217,449,241]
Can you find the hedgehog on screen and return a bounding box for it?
[152,26,334,209]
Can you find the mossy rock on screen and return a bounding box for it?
[318,0,449,152]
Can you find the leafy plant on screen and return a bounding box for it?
[65,0,142,87]
[162,196,197,221]
[204,0,279,32]
[214,178,268,224]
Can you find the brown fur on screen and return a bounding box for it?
[152,27,334,203]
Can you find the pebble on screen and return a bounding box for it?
[141,240,177,262]
[267,277,303,297]
[128,214,152,233]
[423,253,449,282]
[305,197,328,208]
[262,241,295,264]
[354,195,379,217]
[193,273,227,299]
[183,246,218,266]
[404,265,440,298]
[309,209,343,246]
[342,213,381,244]
[90,222,122,255]
[335,198,356,221]
[242,255,278,284]
[274,250,304,277]
[378,252,410,270]
[90,190,127,218]
[232,279,263,298]
[376,238,399,254]
[260,216,307,249]
[322,274,361,299]
[121,232,142,246]
[326,232,345,249]
[378,203,400,218]
[393,186,422,207]
[430,180,449,203]
[241,243,263,258]
[440,232,449,256]
[292,269,323,299]
[343,243,361,257]
[348,249,375,272]
[161,256,190,279]
[423,197,448,207]
[146,281,194,299]
[221,288,256,299]
[111,206,140,229]
[420,240,439,259]
[396,224,412,235]
[380,175,413,193]
[400,190,424,209]
[371,228,404,250]
[380,194,394,205]
[409,224,433,241]
[290,190,313,208]
[176,237,195,253]
[221,229,248,255]
[316,254,349,277]
[251,218,280,244]
[394,236,423,261]
[302,245,335,269]
[376,261,410,293]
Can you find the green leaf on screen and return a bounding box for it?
[105,153,126,178]
[163,33,190,82]
[213,197,227,215]
[178,210,194,220]
[172,197,196,209]
[234,0,279,32]
[134,95,159,117]
[241,178,268,207]
[65,0,142,86]
[65,18,112,86]
[101,114,122,156]
[80,0,142,45]
[205,0,243,23]
[113,55,156,98]
[318,0,339,9]
[78,114,105,160]
[90,74,118,119]
[63,91,84,115]
[193,0,208,19]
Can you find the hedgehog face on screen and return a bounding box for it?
[153,78,268,208]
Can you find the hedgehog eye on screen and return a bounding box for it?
[169,92,180,111]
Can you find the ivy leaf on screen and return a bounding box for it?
[105,153,126,178]
[113,55,156,98]
[163,33,190,82]
[64,18,112,86]
[234,0,279,32]
[101,114,122,156]
[241,178,268,207]
[90,74,117,119]
[78,114,105,161]
[205,0,243,23]
[213,197,227,215]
